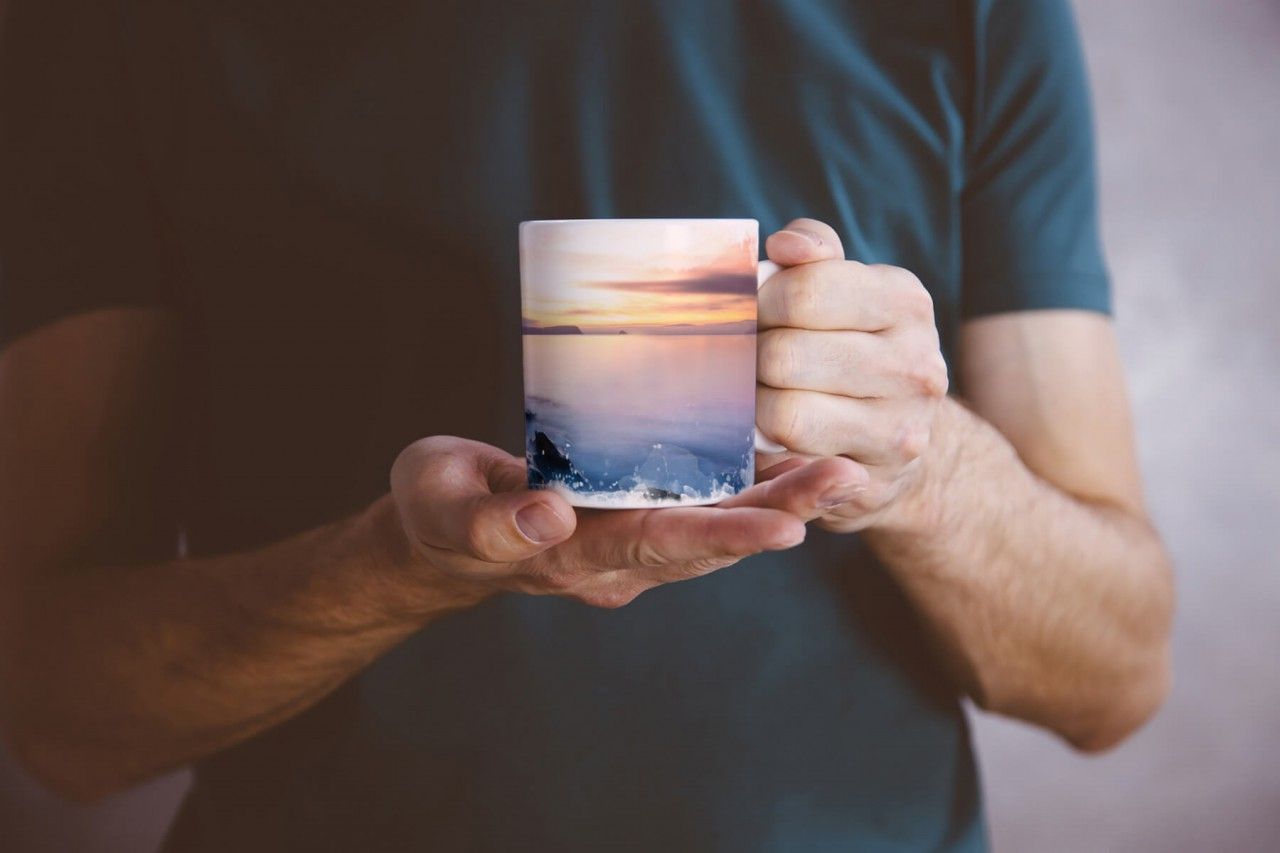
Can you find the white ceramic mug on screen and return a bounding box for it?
[520,218,780,509]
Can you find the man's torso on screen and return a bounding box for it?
[117,2,984,849]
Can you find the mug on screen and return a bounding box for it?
[521,218,776,509]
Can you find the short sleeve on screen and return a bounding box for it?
[0,0,172,349]
[960,0,1111,319]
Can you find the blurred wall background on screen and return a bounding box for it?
[972,0,1280,850]
[2,0,1277,850]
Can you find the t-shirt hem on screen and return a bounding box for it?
[960,271,1112,320]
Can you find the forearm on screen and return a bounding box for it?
[865,398,1174,750]
[0,495,487,799]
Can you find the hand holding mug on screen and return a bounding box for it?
[389,436,865,609]
[755,219,950,532]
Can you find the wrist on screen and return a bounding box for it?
[363,495,496,620]
[872,397,971,537]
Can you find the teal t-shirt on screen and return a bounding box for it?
[1,1,1109,850]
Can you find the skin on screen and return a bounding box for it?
[755,219,1173,751]
[0,311,863,799]
[0,219,1172,801]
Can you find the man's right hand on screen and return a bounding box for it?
[0,310,869,798]
[390,436,868,610]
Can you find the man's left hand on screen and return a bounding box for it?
[755,218,949,532]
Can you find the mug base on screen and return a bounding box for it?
[541,482,738,510]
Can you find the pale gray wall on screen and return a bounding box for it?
[971,1,1280,851]
[2,0,1278,850]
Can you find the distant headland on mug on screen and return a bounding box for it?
[520,219,759,509]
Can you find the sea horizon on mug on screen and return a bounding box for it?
[520,219,759,509]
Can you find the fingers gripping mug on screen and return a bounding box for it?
[520,219,780,509]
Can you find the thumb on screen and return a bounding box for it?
[764,217,845,266]
[391,437,577,564]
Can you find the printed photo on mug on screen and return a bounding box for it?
[520,219,759,508]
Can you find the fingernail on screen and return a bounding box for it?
[819,482,865,508]
[780,227,823,246]
[516,503,563,543]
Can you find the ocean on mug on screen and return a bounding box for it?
[520,219,765,509]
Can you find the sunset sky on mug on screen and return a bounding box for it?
[521,220,757,333]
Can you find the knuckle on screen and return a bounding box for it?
[682,556,739,577]
[830,489,874,518]
[894,271,933,319]
[894,423,930,462]
[868,262,899,280]
[621,512,675,570]
[766,391,809,449]
[395,436,436,465]
[906,291,933,321]
[900,350,948,398]
[389,444,419,484]
[908,360,948,398]
[758,329,798,387]
[463,512,503,562]
[395,436,458,480]
[929,356,950,397]
[855,480,891,512]
[626,537,668,570]
[414,434,455,454]
[390,443,432,494]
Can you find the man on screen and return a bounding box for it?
[0,0,1172,850]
